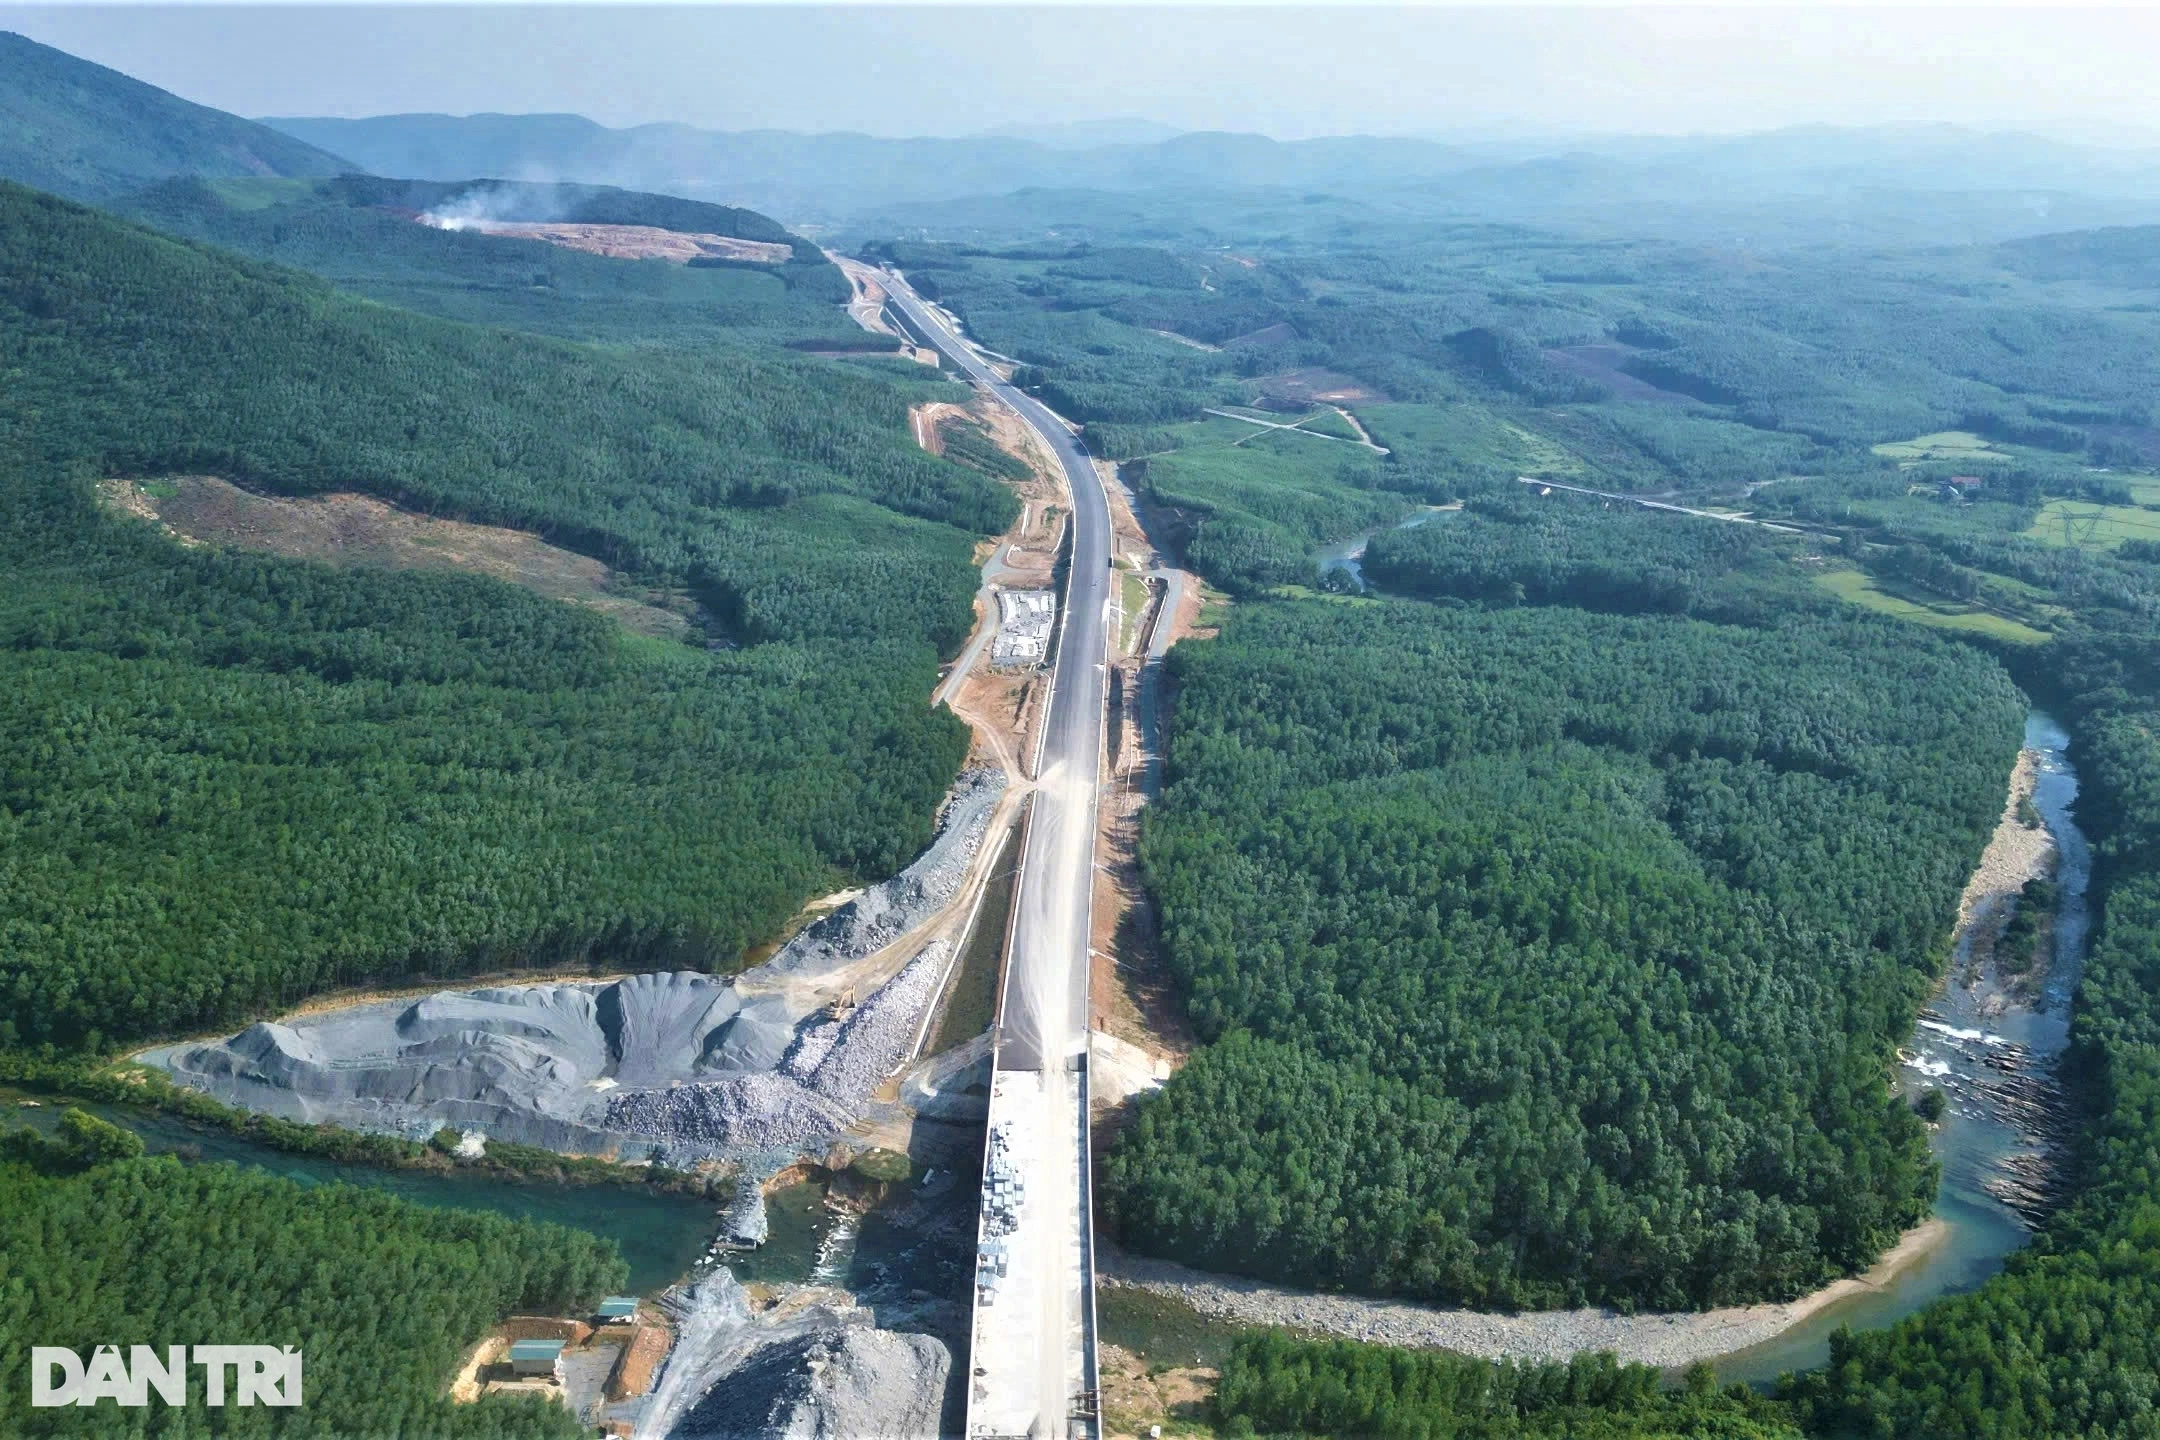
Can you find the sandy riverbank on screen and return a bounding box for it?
[1101,1219,1951,1371]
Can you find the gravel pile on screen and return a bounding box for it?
[792,942,950,1106]
[639,1272,949,1440]
[765,770,1003,980]
[607,1074,847,1154]
[670,1328,949,1440]
[610,943,951,1154]
[153,770,992,1167]
[152,973,804,1157]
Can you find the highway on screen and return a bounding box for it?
[878,269,1107,1437]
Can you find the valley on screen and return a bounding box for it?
[7,18,2160,1440]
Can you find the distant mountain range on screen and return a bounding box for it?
[7,23,2160,250]
[0,31,351,200]
[263,110,2160,243]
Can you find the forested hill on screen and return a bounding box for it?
[325,174,797,244]
[0,182,1005,649]
[1105,600,2023,1310]
[109,176,858,343]
[0,181,1011,1050]
[1362,493,1820,622]
[0,31,352,200]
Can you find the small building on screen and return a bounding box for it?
[595,1296,638,1323]
[506,1339,564,1379]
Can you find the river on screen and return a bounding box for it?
[7,714,2088,1386]
[1715,708,2089,1383]
[1,1093,720,1292]
[0,1089,974,1318]
[1314,505,1451,588]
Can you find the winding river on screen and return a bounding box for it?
[1717,708,2089,1382]
[8,712,2094,1385]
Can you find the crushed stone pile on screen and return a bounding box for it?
[787,941,950,1106]
[764,769,1003,980]
[669,1327,950,1440]
[154,972,802,1157]
[607,942,950,1154]
[639,1273,950,1440]
[720,1174,770,1247]
[606,1073,847,1155]
[152,764,998,1163]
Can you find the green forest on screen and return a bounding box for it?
[112,175,865,345]
[948,202,2160,1432]
[1362,494,1812,620]
[0,1117,621,1438]
[1,184,1009,649]
[0,182,1015,1050]
[12,31,2160,1433]
[1213,1332,1800,1439]
[1771,634,2160,1439]
[1104,600,2021,1309]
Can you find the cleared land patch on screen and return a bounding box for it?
[418,217,791,265]
[2024,484,2160,549]
[1249,366,1385,407]
[102,476,698,641]
[1815,565,2050,644]
[1871,430,2014,464]
[1362,401,1579,477]
[1542,342,1695,405]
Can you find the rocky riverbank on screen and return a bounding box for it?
[1099,1221,1951,1371]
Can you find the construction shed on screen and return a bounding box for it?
[595,1296,638,1323]
[507,1339,564,1378]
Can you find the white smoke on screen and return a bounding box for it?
[418,184,544,232]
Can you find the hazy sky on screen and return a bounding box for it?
[5,4,2158,143]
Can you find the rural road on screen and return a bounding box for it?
[879,270,1107,1437]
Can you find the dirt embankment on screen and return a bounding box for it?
[1099,1342,1215,1440]
[1088,460,1202,1122]
[98,476,697,641]
[827,253,939,364]
[908,401,970,455]
[927,392,1070,781]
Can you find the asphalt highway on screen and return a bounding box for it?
[879,270,1107,1437]
[881,272,1107,1075]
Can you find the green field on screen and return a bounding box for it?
[1815,566,2050,643]
[2026,489,2160,548]
[1870,430,2013,463]
[1141,429,1413,592]
[1288,407,1362,441]
[1361,401,1578,477]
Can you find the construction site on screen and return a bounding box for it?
[122,257,1207,1440]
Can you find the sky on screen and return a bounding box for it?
[4,4,2159,143]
